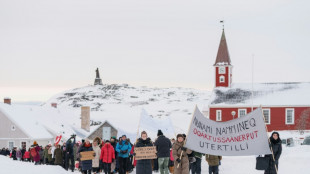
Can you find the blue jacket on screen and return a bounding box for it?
[116,140,132,158]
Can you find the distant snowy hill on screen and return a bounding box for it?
[44,84,211,140]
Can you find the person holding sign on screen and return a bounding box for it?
[264,132,282,174]
[134,131,154,174]
[78,138,94,174]
[115,135,132,174]
[172,134,192,174]
[205,154,222,174]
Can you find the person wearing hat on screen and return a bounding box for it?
[78,138,93,174]
[135,131,153,174]
[154,130,172,174]
[264,132,282,174]
[32,141,41,165]
[100,140,115,174]
[172,134,192,174]
[115,135,132,174]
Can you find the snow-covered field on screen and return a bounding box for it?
[1,145,310,174]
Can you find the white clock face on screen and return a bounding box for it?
[219,67,226,74]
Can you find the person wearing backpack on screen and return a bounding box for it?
[205,154,222,174]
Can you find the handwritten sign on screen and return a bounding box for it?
[185,107,271,156]
[80,151,95,161]
[134,146,157,160]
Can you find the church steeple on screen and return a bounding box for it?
[94,68,103,85]
[214,29,233,88]
[214,29,231,66]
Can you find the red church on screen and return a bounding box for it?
[208,29,310,131]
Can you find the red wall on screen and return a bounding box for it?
[209,107,310,131]
[215,67,230,87]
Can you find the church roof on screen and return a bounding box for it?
[214,30,231,66]
[209,82,310,107]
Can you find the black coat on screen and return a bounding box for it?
[78,143,93,171]
[265,138,282,174]
[154,135,171,158]
[135,138,153,174]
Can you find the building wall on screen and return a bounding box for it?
[209,107,310,131]
[88,122,118,141]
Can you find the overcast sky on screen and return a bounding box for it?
[0,0,309,102]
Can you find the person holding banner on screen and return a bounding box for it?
[135,131,153,174]
[172,134,192,174]
[264,132,282,174]
[205,154,222,174]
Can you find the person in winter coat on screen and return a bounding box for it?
[135,131,153,174]
[65,135,76,172]
[205,154,222,174]
[190,151,203,174]
[11,147,17,160]
[92,141,101,174]
[43,145,50,164]
[21,147,26,161]
[100,140,115,174]
[32,141,41,165]
[16,148,22,161]
[54,144,63,166]
[23,149,30,162]
[265,132,282,174]
[115,135,132,174]
[155,130,172,174]
[78,138,93,174]
[172,134,192,174]
[109,137,118,173]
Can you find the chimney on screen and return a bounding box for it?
[81,106,90,132]
[4,98,11,105]
[51,103,57,108]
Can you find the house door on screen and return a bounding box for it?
[21,142,27,149]
[102,127,111,141]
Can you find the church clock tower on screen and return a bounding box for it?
[214,29,232,88]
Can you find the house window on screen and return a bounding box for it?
[286,108,295,124]
[216,110,222,121]
[21,142,27,149]
[238,109,247,118]
[219,67,226,74]
[8,141,14,150]
[11,125,16,131]
[219,76,225,83]
[263,109,271,124]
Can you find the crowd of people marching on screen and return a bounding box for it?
[1,130,282,174]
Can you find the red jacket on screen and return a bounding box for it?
[100,143,115,163]
[23,151,30,159]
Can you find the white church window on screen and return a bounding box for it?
[286,108,294,125]
[219,67,226,74]
[220,76,225,83]
[263,109,271,124]
[216,110,222,121]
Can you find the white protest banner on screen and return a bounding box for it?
[185,107,271,156]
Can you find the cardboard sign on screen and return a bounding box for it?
[80,151,95,161]
[134,146,157,160]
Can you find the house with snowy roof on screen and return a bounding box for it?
[207,29,310,131]
[0,99,92,150]
[0,99,54,150]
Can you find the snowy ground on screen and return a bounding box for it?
[2,145,310,174]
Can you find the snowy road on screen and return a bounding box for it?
[1,145,309,174]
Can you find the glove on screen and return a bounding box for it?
[181,147,187,151]
[176,158,181,163]
[133,153,136,156]
[121,150,128,154]
[93,153,96,157]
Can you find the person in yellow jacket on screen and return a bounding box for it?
[172,134,192,174]
[205,154,222,174]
